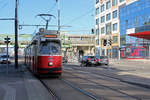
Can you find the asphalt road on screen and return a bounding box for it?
[41,63,150,100]
[7,58,150,100]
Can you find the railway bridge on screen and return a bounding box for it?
[0,34,32,56]
[61,34,95,62]
[0,33,96,61]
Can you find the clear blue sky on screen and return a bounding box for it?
[0,0,95,35]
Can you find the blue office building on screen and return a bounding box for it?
[119,0,150,59]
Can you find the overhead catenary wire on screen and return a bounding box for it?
[0,0,6,4]
[64,7,94,25]
[62,0,95,33]
[0,0,8,12]
[47,1,57,13]
[63,0,94,25]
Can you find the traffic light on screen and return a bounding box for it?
[4,37,11,44]
[91,28,94,34]
[103,39,107,46]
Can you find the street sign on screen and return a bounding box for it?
[126,28,135,35]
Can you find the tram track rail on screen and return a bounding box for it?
[39,78,60,100]
[61,79,99,100]
[64,69,142,100]
[39,77,99,100]
[37,64,147,100]
[70,65,150,89]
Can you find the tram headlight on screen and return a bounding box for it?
[48,62,53,66]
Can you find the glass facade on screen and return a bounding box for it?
[119,0,150,58]
[120,0,150,46]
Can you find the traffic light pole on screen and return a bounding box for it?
[6,36,9,74]
[4,36,11,74]
[15,0,18,69]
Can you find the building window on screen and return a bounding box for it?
[113,23,118,31]
[101,4,105,12]
[96,0,99,4]
[113,10,117,19]
[96,18,99,25]
[119,0,124,3]
[95,7,100,15]
[112,0,118,6]
[101,16,105,23]
[106,23,111,35]
[96,28,99,35]
[102,49,105,56]
[113,36,118,43]
[106,13,111,21]
[96,39,99,45]
[101,27,105,34]
[106,0,111,10]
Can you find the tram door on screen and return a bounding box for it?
[34,45,38,73]
[33,42,38,73]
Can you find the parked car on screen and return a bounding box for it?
[95,56,109,65]
[0,55,11,64]
[80,56,97,66]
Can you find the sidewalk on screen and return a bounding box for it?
[0,64,53,100]
[110,58,150,65]
[108,59,150,88]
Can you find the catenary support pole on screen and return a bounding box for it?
[57,0,60,35]
[15,0,18,69]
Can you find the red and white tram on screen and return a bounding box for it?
[24,28,62,76]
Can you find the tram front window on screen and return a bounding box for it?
[39,42,61,55]
[39,43,49,54]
